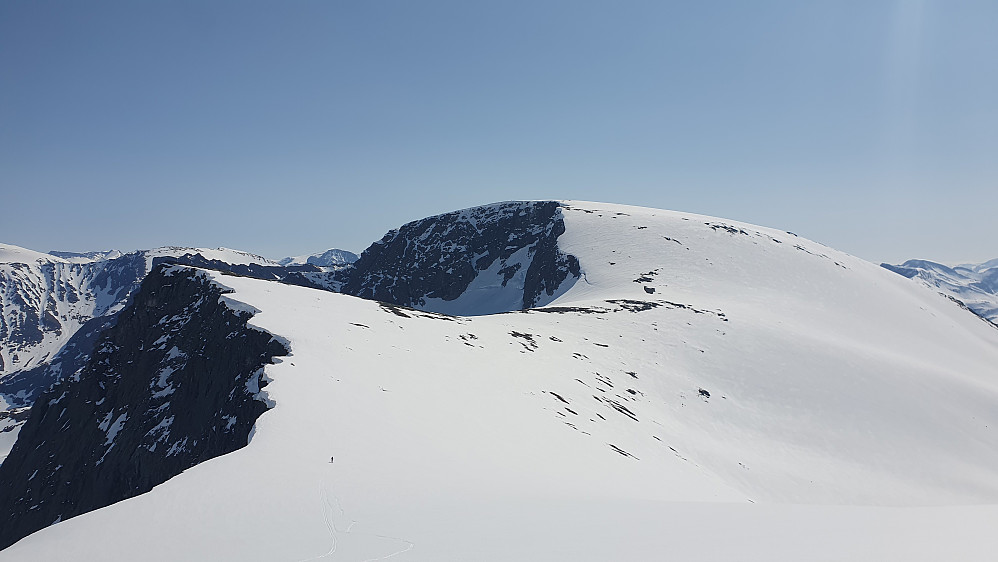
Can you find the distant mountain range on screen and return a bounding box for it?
[881,258,998,324]
[277,248,359,267]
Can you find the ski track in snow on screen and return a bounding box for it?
[297,474,414,562]
[295,484,339,562]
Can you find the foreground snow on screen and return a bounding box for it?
[6,202,998,560]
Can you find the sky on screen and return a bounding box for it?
[1,0,996,265]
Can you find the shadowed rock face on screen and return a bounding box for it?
[342,201,580,313]
[0,265,287,551]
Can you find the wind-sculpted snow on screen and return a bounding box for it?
[0,265,287,550]
[342,200,581,315]
[882,258,998,324]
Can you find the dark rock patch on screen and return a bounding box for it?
[608,444,638,459]
[705,222,748,235]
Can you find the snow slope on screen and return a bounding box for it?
[6,201,998,560]
[0,244,70,265]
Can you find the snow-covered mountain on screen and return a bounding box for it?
[278,248,359,267]
[3,201,998,560]
[0,245,146,380]
[882,258,998,324]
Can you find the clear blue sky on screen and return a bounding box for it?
[2,1,996,264]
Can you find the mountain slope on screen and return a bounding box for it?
[4,201,998,560]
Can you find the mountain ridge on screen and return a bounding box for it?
[3,201,998,559]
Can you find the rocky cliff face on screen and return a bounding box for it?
[0,265,288,550]
[342,201,580,315]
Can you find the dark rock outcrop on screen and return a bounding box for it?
[0,265,287,551]
[342,201,580,313]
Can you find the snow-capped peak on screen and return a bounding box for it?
[277,249,359,267]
